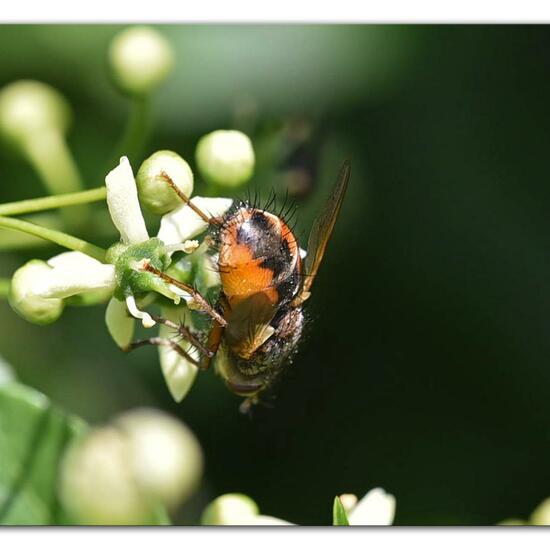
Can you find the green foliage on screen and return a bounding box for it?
[0,381,86,525]
[332,496,350,526]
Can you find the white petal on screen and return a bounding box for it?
[32,252,116,299]
[105,156,149,244]
[158,307,198,402]
[157,197,232,246]
[105,297,135,349]
[347,488,396,526]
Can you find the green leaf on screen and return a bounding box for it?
[333,496,350,526]
[0,382,87,525]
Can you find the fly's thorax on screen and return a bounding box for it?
[217,206,302,308]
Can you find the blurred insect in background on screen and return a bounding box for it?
[130,161,350,413]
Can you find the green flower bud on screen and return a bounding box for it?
[108,26,175,97]
[196,130,255,188]
[136,150,193,214]
[59,409,203,524]
[201,493,259,525]
[9,260,64,325]
[0,80,71,150]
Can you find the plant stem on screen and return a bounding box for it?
[0,187,107,217]
[24,130,88,228]
[109,96,151,169]
[25,131,84,195]
[0,278,10,297]
[0,216,107,262]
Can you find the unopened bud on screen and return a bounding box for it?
[59,408,203,525]
[136,150,193,214]
[108,26,174,97]
[115,408,203,509]
[0,80,71,151]
[196,130,255,188]
[201,493,259,525]
[9,260,64,325]
[531,497,550,525]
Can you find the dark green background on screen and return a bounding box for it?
[1,25,549,525]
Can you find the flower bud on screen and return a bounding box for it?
[136,150,193,214]
[0,80,71,151]
[59,426,153,525]
[195,130,255,188]
[9,260,64,325]
[108,26,174,97]
[59,409,203,525]
[530,497,550,525]
[201,493,259,525]
[115,408,203,510]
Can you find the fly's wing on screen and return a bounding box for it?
[224,291,279,359]
[300,161,351,298]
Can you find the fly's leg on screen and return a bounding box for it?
[123,319,224,371]
[160,171,224,225]
[149,314,213,359]
[123,337,201,367]
[138,261,227,327]
[200,322,225,370]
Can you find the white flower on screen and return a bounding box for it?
[105,156,149,245]
[158,196,233,246]
[157,306,199,402]
[33,251,116,299]
[19,155,232,403]
[346,488,396,526]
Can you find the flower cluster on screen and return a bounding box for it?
[0,26,261,403]
[8,144,256,401]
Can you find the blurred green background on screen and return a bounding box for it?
[1,24,549,525]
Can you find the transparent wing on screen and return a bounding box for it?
[301,160,351,296]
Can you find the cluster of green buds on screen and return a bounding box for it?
[0,26,257,403]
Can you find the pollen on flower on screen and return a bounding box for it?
[182,240,199,254]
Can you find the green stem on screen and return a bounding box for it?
[0,278,10,297]
[109,96,151,168]
[24,130,87,228]
[25,130,83,195]
[0,216,106,262]
[0,187,107,217]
